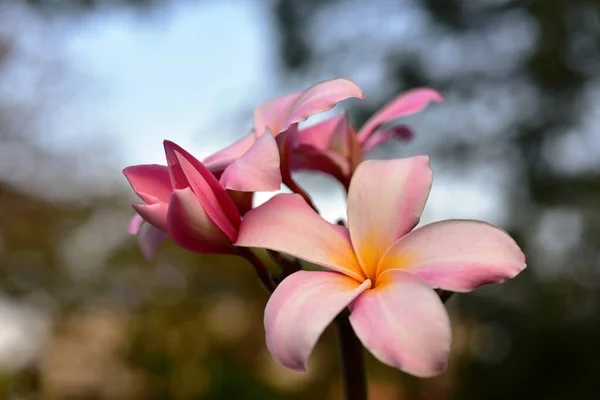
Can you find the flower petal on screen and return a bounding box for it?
[220,130,282,192]
[327,112,355,159]
[293,113,348,150]
[132,203,168,231]
[276,125,297,184]
[203,132,257,175]
[378,220,526,292]
[167,188,234,254]
[349,270,451,378]
[128,214,144,235]
[254,78,363,136]
[136,221,169,260]
[347,157,433,280]
[357,88,443,143]
[336,125,362,174]
[265,270,371,371]
[236,193,365,281]
[285,79,363,132]
[289,145,350,184]
[123,164,172,204]
[254,92,301,136]
[163,140,240,239]
[361,125,414,154]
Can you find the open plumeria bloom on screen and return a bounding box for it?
[291,88,443,189]
[236,156,526,377]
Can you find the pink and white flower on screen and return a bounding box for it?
[124,139,271,256]
[235,156,526,377]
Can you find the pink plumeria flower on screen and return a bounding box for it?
[236,157,526,377]
[125,140,261,259]
[291,88,443,189]
[203,78,364,179]
[124,139,277,256]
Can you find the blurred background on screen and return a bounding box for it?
[1,0,599,398]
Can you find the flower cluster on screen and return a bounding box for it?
[123,78,526,378]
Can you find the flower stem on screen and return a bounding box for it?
[335,311,368,400]
[236,248,277,293]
